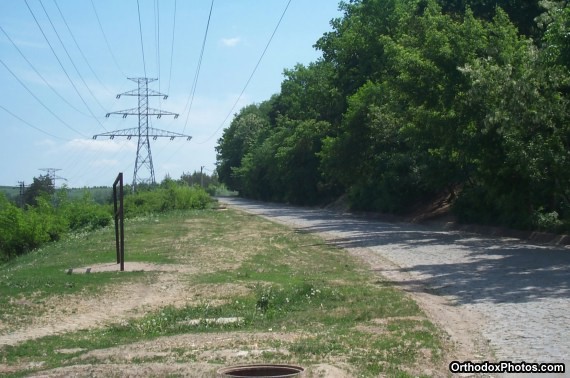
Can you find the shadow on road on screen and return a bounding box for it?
[224,198,570,306]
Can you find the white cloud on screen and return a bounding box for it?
[221,37,241,47]
[90,159,120,168]
[66,138,135,153]
[34,139,56,147]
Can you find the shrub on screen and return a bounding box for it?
[123,184,212,217]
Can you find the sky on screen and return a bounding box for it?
[0,0,342,188]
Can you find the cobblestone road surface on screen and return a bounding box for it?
[218,198,570,367]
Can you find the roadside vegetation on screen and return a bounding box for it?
[0,206,447,377]
[0,174,213,262]
[215,0,570,232]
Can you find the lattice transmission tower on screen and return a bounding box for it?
[93,78,191,191]
[39,168,67,188]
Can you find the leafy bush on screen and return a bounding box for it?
[0,181,213,262]
[206,183,238,197]
[0,194,68,260]
[532,208,564,232]
[0,191,112,261]
[123,183,212,218]
[64,193,112,231]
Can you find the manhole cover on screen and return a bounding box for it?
[218,364,304,377]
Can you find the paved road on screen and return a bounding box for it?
[218,197,570,366]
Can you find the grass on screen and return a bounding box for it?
[0,207,446,377]
[0,212,192,327]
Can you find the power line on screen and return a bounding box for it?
[197,0,293,144]
[0,103,68,140]
[182,0,214,134]
[0,59,87,137]
[136,0,147,77]
[153,0,214,162]
[24,0,108,132]
[52,0,114,97]
[155,0,161,101]
[37,0,108,112]
[90,0,127,77]
[167,0,177,95]
[0,25,91,117]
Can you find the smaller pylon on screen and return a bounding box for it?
[39,168,67,189]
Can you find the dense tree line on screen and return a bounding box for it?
[216,0,570,231]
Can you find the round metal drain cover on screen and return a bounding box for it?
[218,364,304,377]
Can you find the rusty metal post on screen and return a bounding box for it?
[113,179,119,264]
[119,174,124,272]
[113,173,125,271]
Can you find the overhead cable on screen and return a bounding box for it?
[136,0,147,77]
[155,0,161,94]
[182,0,214,133]
[24,0,108,132]
[0,103,68,140]
[52,0,114,96]
[0,59,87,137]
[167,0,177,94]
[38,0,108,112]
[197,0,292,144]
[90,0,127,77]
[0,25,91,117]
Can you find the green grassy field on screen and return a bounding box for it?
[0,208,448,377]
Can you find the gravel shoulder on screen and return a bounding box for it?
[218,197,570,367]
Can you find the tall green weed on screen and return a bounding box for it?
[0,183,212,262]
[123,183,211,217]
[0,190,111,261]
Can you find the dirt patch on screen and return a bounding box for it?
[28,362,354,378]
[70,262,194,274]
[27,363,219,378]
[28,332,354,378]
[0,264,249,348]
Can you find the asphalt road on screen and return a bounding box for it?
[218,197,570,367]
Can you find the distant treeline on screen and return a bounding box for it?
[215,0,570,232]
[0,180,112,206]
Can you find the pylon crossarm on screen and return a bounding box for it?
[106,108,139,118]
[146,108,179,118]
[106,108,179,118]
[116,88,168,99]
[93,127,191,141]
[93,127,139,140]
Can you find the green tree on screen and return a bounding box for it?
[439,0,544,37]
[23,175,54,207]
[216,103,271,192]
[542,2,570,69]
[455,8,570,228]
[274,61,343,124]
[274,118,332,204]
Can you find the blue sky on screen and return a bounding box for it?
[0,0,342,188]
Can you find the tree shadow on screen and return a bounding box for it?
[289,212,569,306]
[224,197,570,305]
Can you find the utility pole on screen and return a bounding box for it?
[18,181,25,208]
[39,168,66,189]
[93,77,191,192]
[200,166,205,188]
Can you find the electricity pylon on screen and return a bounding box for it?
[39,168,67,189]
[93,77,191,191]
